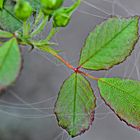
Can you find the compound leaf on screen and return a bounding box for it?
[98,78,140,130]
[55,73,96,137]
[0,38,21,89]
[79,16,139,70]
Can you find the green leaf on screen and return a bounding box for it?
[0,38,21,89]
[0,0,22,32]
[0,29,13,38]
[55,73,96,137]
[79,16,139,70]
[0,0,4,9]
[37,45,60,55]
[32,40,58,46]
[98,78,140,130]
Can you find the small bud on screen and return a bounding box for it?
[41,0,64,15]
[14,0,32,21]
[53,0,80,27]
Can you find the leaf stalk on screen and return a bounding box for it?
[54,53,99,81]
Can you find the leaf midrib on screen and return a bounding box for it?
[73,73,77,127]
[0,4,22,31]
[99,78,140,103]
[80,18,137,67]
[3,7,22,24]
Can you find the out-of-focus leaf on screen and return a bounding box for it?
[0,38,21,89]
[28,0,40,10]
[0,29,13,38]
[0,0,22,32]
[0,0,4,9]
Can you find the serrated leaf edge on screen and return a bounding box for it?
[79,16,140,71]
[54,73,96,137]
[98,78,140,131]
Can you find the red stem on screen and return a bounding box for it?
[54,54,99,81]
[55,54,75,70]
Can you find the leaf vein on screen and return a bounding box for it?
[81,18,136,66]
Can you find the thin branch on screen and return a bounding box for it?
[54,53,75,71]
[54,53,99,81]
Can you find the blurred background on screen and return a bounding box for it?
[1,0,140,139]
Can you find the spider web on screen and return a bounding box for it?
[0,0,140,140]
